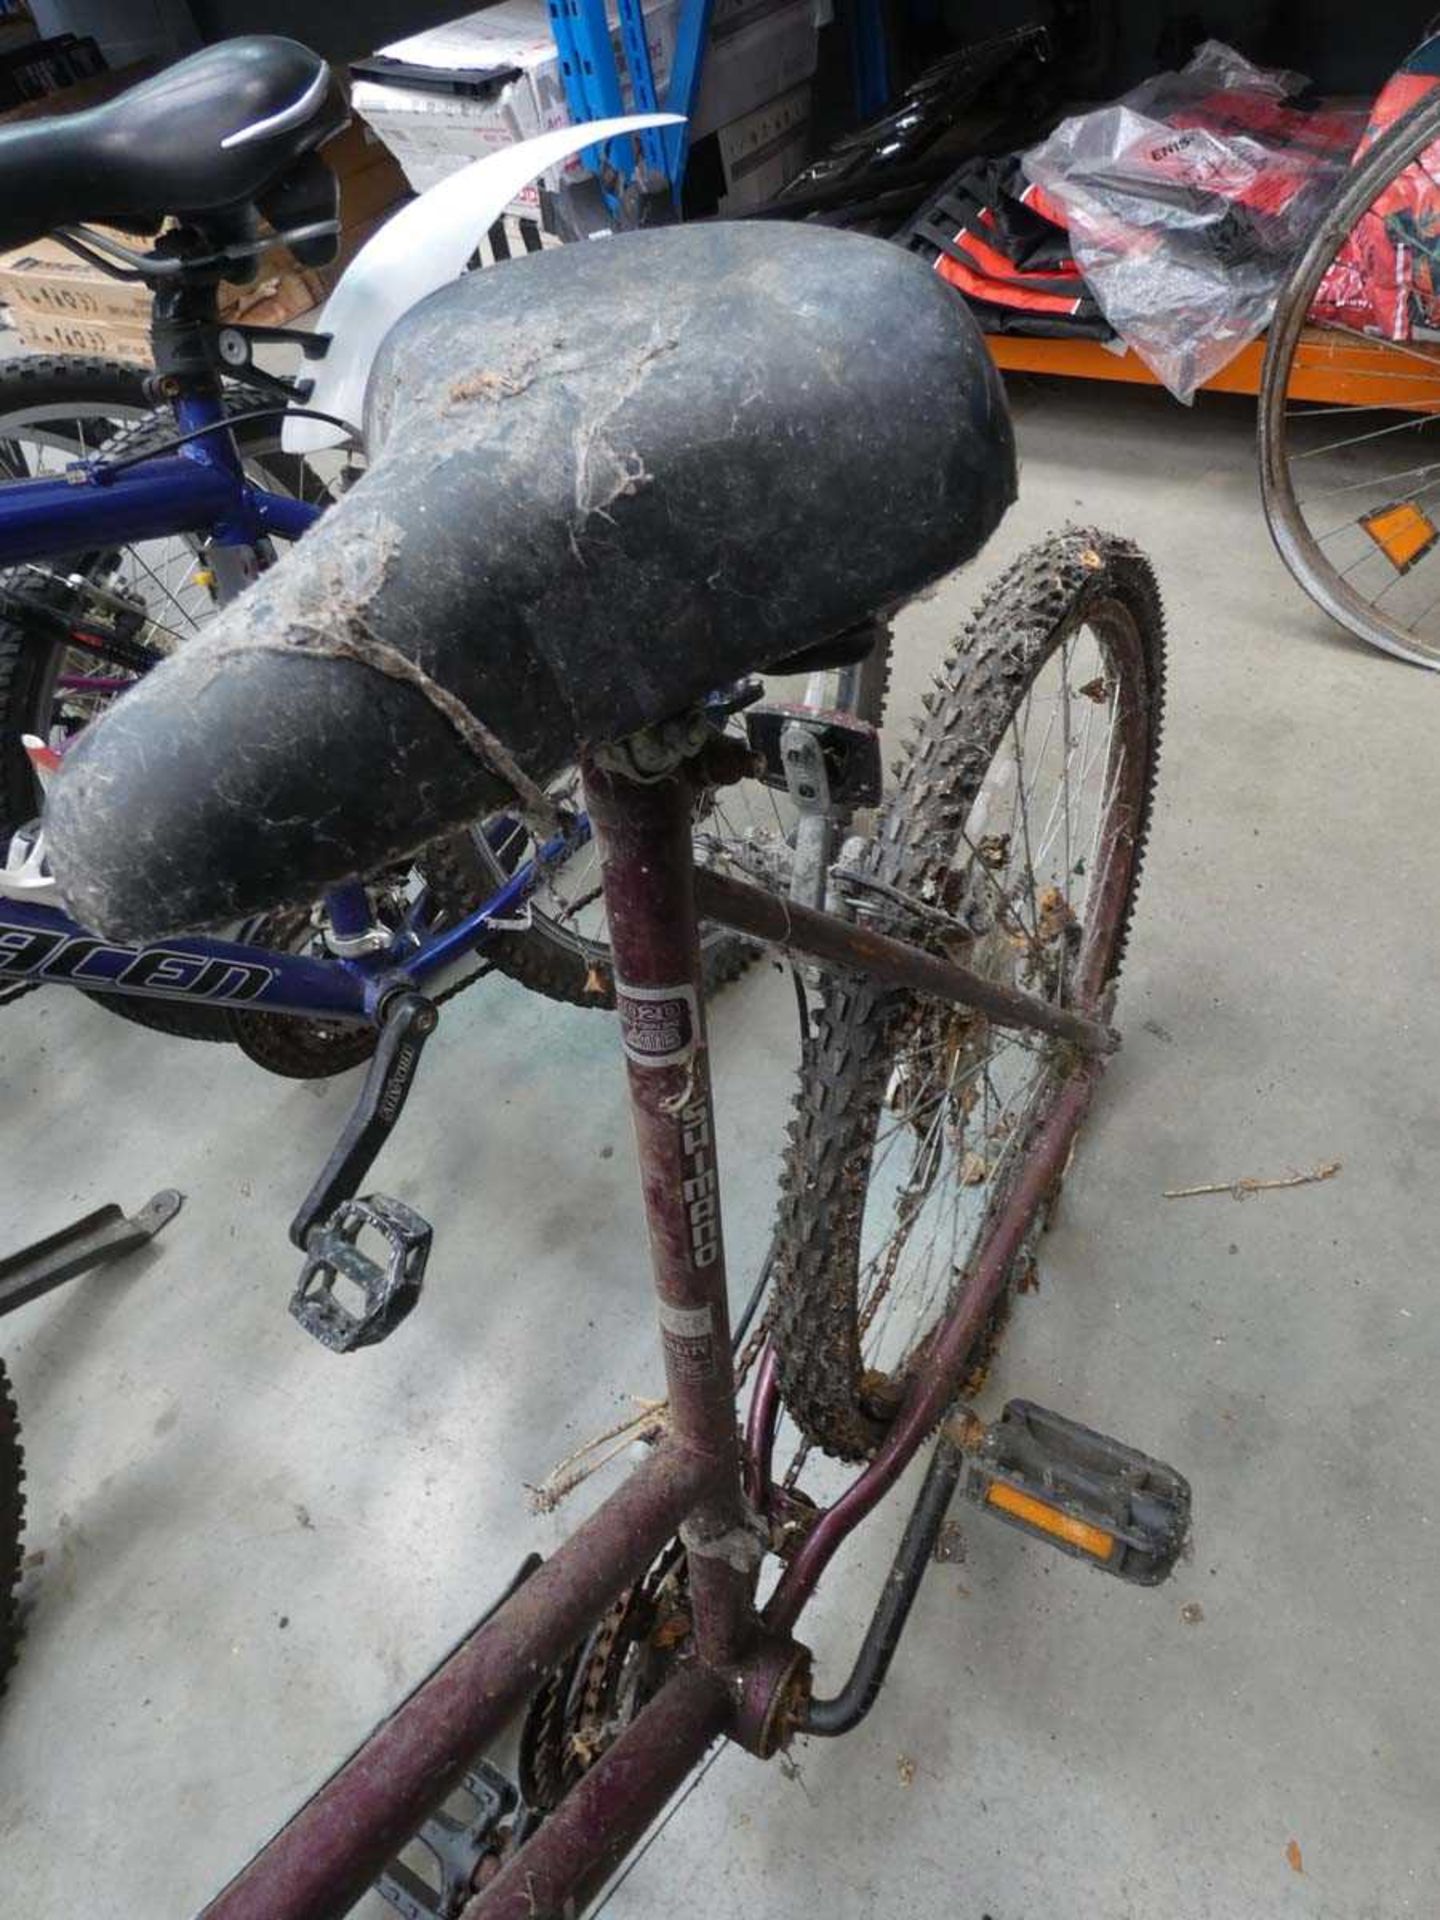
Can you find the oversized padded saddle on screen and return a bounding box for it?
[46,221,1017,942]
[0,36,346,252]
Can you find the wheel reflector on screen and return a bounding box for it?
[1360,501,1439,573]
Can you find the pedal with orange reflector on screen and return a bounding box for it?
[961,1400,1190,1586]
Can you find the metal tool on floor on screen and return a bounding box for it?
[0,1188,183,1320]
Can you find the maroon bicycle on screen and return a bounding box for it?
[44,216,1189,1920]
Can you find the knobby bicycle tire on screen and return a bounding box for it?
[0,1357,24,1693]
[769,532,1165,1460]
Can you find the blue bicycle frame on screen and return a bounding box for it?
[0,390,318,566]
[1,385,588,1025]
[0,814,589,1022]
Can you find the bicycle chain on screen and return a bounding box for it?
[517,1645,581,1815]
[566,1584,649,1777]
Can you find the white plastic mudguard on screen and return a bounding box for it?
[282,115,683,456]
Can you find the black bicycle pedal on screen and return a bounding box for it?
[290,1194,432,1352]
[744,702,883,807]
[374,1757,518,1920]
[962,1400,1191,1586]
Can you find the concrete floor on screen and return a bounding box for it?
[3,376,1439,1918]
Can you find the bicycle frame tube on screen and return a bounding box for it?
[1,819,592,1019]
[322,879,376,945]
[195,760,799,1920]
[0,455,237,566]
[253,487,321,543]
[183,751,1118,1920]
[0,893,368,1020]
[0,456,321,567]
[202,1444,722,1920]
[404,817,589,987]
[576,759,770,1674]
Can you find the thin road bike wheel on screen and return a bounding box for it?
[1261,87,1440,667]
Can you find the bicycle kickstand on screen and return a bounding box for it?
[287,992,438,1353]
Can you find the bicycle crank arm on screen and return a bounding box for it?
[0,1188,183,1319]
[289,992,438,1253]
[692,868,1118,1055]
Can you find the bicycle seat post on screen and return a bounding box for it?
[582,743,773,1681]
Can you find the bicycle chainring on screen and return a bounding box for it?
[518,1542,690,1814]
[225,906,378,1078]
[225,840,491,1079]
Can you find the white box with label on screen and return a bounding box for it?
[352,0,818,213]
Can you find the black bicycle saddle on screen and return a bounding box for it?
[45,220,1017,942]
[0,37,346,252]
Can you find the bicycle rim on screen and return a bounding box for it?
[771,535,1163,1463]
[1261,88,1440,668]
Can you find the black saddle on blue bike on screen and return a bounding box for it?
[46,219,1016,941]
[0,36,344,254]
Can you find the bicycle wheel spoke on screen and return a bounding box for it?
[1297,451,1440,505]
[1316,320,1440,376]
[1288,409,1438,461]
[846,627,1117,1385]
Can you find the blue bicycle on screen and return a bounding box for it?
[0,39,890,1303]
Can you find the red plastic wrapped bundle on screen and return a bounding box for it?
[1311,40,1440,339]
[1021,41,1365,398]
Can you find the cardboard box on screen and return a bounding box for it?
[351,0,656,211]
[0,212,392,363]
[352,0,818,213]
[713,81,811,214]
[323,116,414,225]
[5,311,151,362]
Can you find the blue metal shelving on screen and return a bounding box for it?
[548,0,715,203]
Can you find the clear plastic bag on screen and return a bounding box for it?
[1022,41,1364,400]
